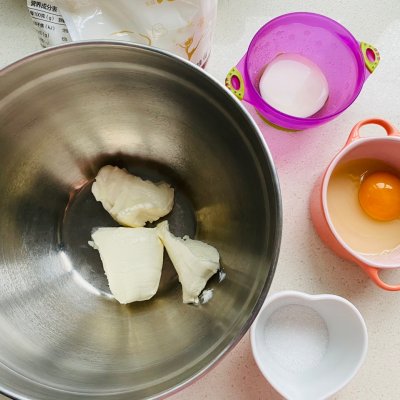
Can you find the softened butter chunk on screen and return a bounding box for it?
[156,221,219,304]
[92,165,174,227]
[90,227,163,304]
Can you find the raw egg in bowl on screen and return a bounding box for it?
[328,159,400,255]
[311,119,400,291]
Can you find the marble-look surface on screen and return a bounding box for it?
[1,0,400,399]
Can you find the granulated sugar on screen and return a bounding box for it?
[264,304,329,373]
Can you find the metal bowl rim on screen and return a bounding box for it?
[0,40,282,400]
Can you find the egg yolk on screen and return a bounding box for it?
[358,172,400,221]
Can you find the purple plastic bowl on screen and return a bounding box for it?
[225,12,380,131]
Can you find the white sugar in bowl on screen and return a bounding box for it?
[250,291,368,400]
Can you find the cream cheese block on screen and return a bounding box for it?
[156,221,219,304]
[92,165,174,227]
[90,227,164,304]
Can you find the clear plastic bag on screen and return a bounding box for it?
[37,0,218,67]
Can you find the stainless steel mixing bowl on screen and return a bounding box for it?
[0,42,281,400]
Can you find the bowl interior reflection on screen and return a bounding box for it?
[0,43,281,400]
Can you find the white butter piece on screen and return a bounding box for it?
[92,165,174,227]
[156,221,219,304]
[90,227,164,304]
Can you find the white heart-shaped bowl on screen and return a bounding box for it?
[250,291,368,400]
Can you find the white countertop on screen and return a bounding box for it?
[1,0,400,399]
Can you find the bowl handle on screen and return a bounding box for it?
[225,66,245,100]
[361,265,400,291]
[360,42,380,75]
[225,54,249,102]
[345,118,400,145]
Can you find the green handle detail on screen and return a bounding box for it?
[225,67,245,100]
[360,42,380,73]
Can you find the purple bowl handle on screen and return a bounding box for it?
[225,54,250,102]
[360,42,380,78]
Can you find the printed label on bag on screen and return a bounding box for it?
[27,0,71,48]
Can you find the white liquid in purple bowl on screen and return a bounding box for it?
[259,53,329,118]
